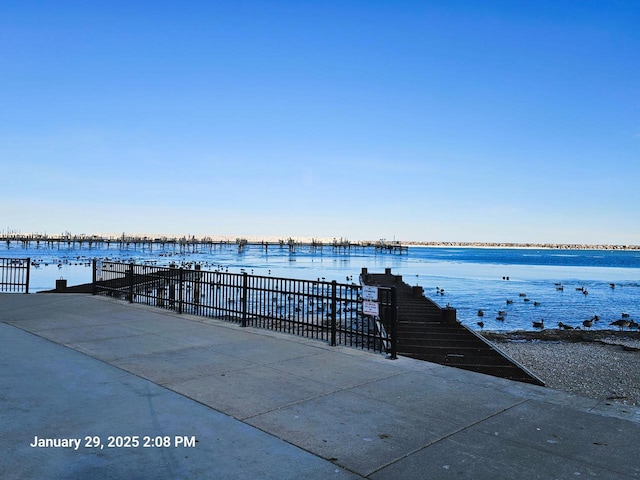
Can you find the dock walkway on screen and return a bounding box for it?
[362,270,544,385]
[1,294,639,479]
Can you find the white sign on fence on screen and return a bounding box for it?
[362,285,378,301]
[362,300,379,316]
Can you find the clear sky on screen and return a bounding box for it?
[2,1,639,244]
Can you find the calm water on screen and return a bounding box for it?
[2,242,638,332]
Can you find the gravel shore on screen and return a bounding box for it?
[481,330,640,406]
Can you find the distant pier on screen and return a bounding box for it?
[2,233,637,252]
[0,234,409,255]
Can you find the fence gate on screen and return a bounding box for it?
[0,257,30,293]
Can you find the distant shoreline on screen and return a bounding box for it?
[1,233,638,251]
[403,241,640,251]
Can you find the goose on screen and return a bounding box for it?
[621,312,630,318]
[629,320,639,329]
[610,319,631,330]
[477,321,484,329]
[558,322,573,330]
[582,319,593,329]
[477,309,484,317]
[506,299,514,305]
[496,315,505,321]
[532,319,544,329]
[533,301,541,306]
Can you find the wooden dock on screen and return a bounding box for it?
[361,269,545,385]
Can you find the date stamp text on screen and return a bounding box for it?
[30,435,197,450]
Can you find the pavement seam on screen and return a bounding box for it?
[464,400,640,479]
[104,364,369,479]
[234,366,415,422]
[369,397,639,479]
[364,398,531,477]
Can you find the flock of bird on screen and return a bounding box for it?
[474,281,636,331]
[557,314,638,331]
[476,290,544,329]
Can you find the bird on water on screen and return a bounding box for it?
[532,319,544,329]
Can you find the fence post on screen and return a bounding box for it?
[241,272,248,327]
[25,257,30,294]
[92,258,97,295]
[178,268,184,314]
[168,265,176,309]
[330,280,337,346]
[194,264,201,306]
[128,263,134,303]
[389,286,398,359]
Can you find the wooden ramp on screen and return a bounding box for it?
[362,269,545,386]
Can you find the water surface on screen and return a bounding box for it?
[2,242,638,332]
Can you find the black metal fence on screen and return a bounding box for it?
[0,257,30,293]
[92,261,397,355]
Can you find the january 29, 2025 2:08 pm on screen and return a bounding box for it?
[29,435,197,450]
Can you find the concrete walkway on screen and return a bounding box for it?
[1,294,639,480]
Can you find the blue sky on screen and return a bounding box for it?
[2,1,639,244]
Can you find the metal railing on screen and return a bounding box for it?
[92,261,397,354]
[0,257,30,293]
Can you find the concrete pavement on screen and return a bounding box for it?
[1,293,639,479]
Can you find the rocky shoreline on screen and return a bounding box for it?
[482,330,640,406]
[482,329,640,345]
